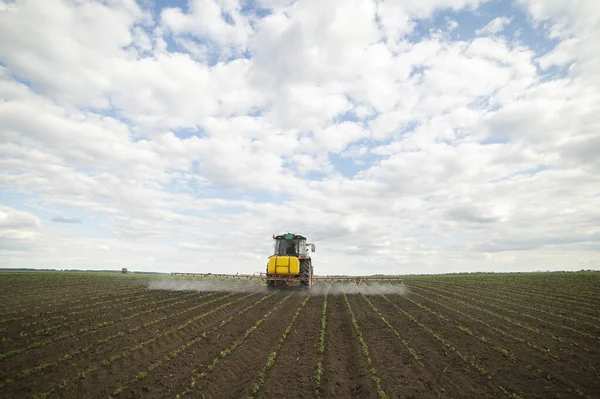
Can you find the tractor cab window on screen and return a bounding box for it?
[285,241,296,255]
[274,239,304,256]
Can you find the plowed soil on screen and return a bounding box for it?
[1,271,599,399]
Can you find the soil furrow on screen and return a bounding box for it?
[256,293,321,399]
[0,292,239,395]
[319,293,376,399]
[184,292,306,398]
[405,289,600,396]
[51,292,271,399]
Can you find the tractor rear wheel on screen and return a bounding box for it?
[300,259,312,288]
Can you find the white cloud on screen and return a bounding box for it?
[516,0,600,89]
[536,38,579,69]
[0,205,40,258]
[160,0,253,60]
[0,0,146,108]
[476,16,512,35]
[313,122,370,154]
[0,205,40,230]
[0,0,599,274]
[447,19,459,31]
[376,0,485,48]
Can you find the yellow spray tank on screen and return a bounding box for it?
[266,233,315,289]
[267,256,300,275]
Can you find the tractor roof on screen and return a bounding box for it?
[273,233,307,240]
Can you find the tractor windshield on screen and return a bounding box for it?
[274,239,306,256]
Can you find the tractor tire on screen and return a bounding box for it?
[266,273,276,290]
[300,259,312,288]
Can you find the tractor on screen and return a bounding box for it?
[170,233,405,285]
[266,233,315,289]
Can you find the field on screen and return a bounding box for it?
[0,271,599,399]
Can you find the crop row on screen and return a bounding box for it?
[0,282,130,306]
[398,291,596,397]
[19,290,203,339]
[175,292,296,397]
[410,283,599,343]
[34,292,257,398]
[403,292,588,397]
[0,288,152,325]
[411,285,572,349]
[435,282,600,328]
[408,289,560,361]
[478,281,599,303]
[0,292,217,362]
[401,294,518,361]
[359,293,423,366]
[102,292,277,397]
[0,286,149,318]
[342,285,387,398]
[417,278,598,308]
[416,280,600,325]
[378,294,523,399]
[0,292,237,387]
[410,285,556,338]
[314,283,332,396]
[248,295,312,397]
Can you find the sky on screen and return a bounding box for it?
[0,0,599,276]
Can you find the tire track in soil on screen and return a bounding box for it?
[0,292,239,397]
[255,293,321,399]
[184,293,306,398]
[368,295,513,399]
[348,293,445,399]
[57,292,272,399]
[319,294,377,399]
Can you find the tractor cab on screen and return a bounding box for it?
[273,233,315,257]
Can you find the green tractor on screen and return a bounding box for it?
[265,233,315,289]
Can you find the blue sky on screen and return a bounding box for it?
[0,0,598,274]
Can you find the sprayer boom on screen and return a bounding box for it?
[170,272,403,284]
[173,233,404,289]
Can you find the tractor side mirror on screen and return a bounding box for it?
[311,244,315,252]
